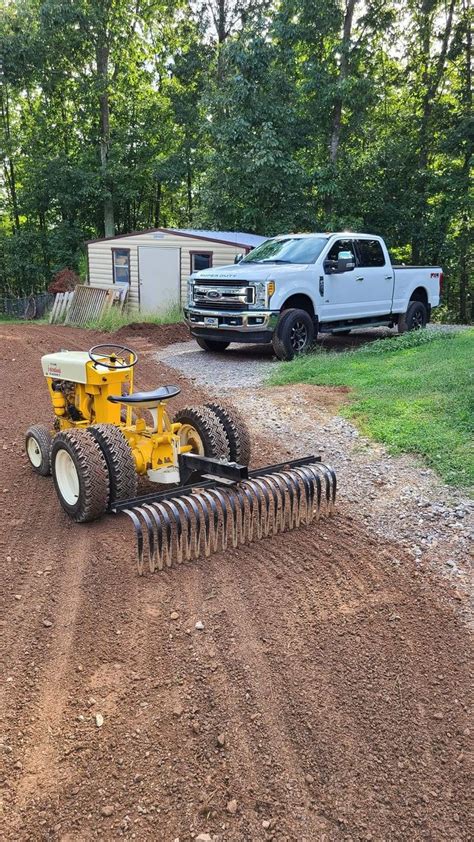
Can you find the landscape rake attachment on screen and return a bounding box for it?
[25,342,337,575]
[113,454,336,574]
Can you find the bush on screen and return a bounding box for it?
[48,268,80,294]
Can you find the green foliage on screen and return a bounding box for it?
[0,0,472,320]
[270,329,474,491]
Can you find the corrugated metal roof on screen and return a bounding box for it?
[172,229,267,248]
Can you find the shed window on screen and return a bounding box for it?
[112,249,131,284]
[190,252,213,273]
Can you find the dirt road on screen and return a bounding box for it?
[1,324,472,841]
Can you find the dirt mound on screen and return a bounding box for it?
[1,323,472,841]
[112,320,190,346]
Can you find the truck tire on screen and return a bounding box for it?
[206,402,252,465]
[272,309,315,361]
[89,424,137,504]
[195,337,230,353]
[25,424,52,476]
[173,406,230,460]
[398,301,428,333]
[51,429,109,522]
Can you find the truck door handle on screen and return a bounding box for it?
[385,276,392,280]
[356,277,364,282]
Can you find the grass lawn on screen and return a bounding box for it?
[270,329,474,491]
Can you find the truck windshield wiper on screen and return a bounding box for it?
[261,258,292,264]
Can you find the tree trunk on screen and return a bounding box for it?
[459,0,472,323]
[412,0,456,263]
[329,0,356,166]
[96,38,115,238]
[325,0,356,216]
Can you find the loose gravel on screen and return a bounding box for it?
[156,334,473,614]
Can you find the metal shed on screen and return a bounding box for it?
[86,228,266,314]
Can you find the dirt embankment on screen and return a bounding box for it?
[0,323,472,842]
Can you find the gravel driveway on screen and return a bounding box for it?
[156,329,473,613]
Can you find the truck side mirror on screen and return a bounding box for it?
[337,250,355,272]
[234,253,244,264]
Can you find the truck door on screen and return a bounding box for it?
[320,238,361,319]
[353,238,394,316]
[320,238,393,320]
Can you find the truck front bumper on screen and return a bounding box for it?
[184,308,279,344]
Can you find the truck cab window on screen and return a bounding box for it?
[356,239,385,267]
[326,239,355,263]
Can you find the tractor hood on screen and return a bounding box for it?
[193,262,309,283]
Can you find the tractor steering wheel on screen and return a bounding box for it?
[88,344,138,370]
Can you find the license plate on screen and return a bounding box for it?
[203,317,218,326]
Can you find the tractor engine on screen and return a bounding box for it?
[51,380,85,424]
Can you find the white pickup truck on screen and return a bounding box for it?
[184,232,443,360]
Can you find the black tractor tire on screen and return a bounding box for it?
[89,424,138,504]
[173,405,230,460]
[272,308,315,361]
[206,402,252,465]
[398,300,428,333]
[195,337,230,353]
[50,429,109,522]
[25,424,53,476]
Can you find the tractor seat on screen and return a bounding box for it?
[108,385,181,408]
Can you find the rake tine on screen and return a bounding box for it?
[154,502,173,568]
[162,499,185,564]
[174,497,195,561]
[233,486,248,544]
[146,503,166,570]
[193,491,219,556]
[263,474,285,534]
[135,507,156,573]
[273,470,299,529]
[142,504,161,572]
[207,487,230,550]
[242,484,258,542]
[293,467,317,526]
[246,478,271,536]
[181,494,203,560]
[123,509,145,575]
[309,462,335,512]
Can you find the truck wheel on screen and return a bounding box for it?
[89,424,137,504]
[25,424,52,476]
[51,429,109,522]
[398,301,428,333]
[195,337,230,353]
[173,406,230,460]
[272,309,315,361]
[206,402,252,465]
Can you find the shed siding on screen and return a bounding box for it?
[87,231,247,312]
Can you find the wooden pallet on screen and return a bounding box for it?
[50,285,128,326]
[65,286,115,326]
[49,290,75,324]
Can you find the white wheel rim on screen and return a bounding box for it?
[27,436,43,468]
[178,424,205,456]
[55,449,80,505]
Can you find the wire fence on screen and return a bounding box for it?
[0,292,54,320]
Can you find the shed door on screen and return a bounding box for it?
[138,246,180,313]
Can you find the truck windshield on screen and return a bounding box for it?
[241,237,328,265]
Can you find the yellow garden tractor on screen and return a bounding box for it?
[26,344,336,573]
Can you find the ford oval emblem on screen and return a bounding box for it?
[207,291,220,299]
